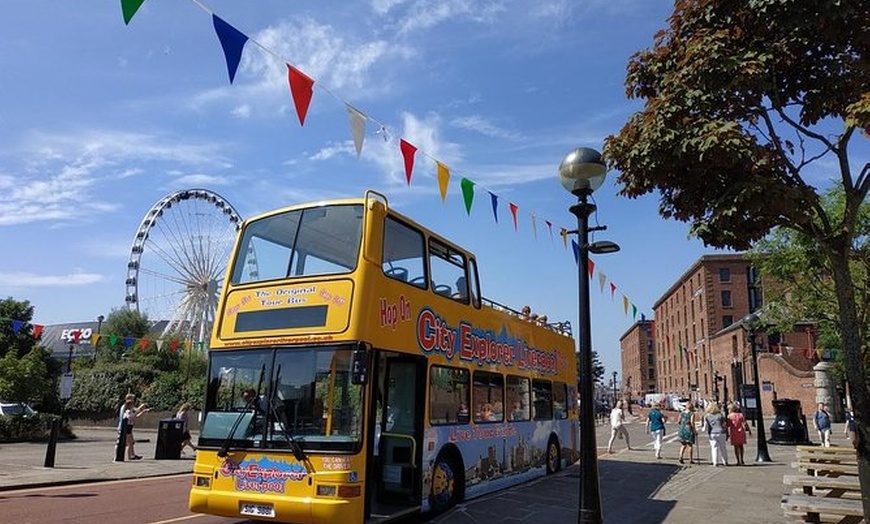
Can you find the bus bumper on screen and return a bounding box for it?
[189,486,361,524]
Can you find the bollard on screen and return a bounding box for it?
[44,417,60,468]
[114,418,127,462]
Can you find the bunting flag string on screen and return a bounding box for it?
[118,0,656,325]
[0,316,203,354]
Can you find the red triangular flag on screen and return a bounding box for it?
[509,203,519,231]
[32,324,44,339]
[287,64,315,126]
[587,259,595,279]
[400,139,417,185]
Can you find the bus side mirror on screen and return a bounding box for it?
[351,344,370,385]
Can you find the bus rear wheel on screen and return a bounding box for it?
[546,436,561,474]
[429,452,462,513]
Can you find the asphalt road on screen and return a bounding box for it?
[0,475,242,524]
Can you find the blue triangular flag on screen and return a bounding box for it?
[571,239,580,265]
[489,192,499,223]
[212,15,249,84]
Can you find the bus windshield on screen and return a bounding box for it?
[201,346,363,453]
[231,204,363,285]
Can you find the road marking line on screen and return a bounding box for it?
[148,514,204,524]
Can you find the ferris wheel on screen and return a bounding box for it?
[125,189,243,345]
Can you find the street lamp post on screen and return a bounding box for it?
[560,147,620,524]
[742,312,772,462]
[612,371,618,406]
[66,343,74,374]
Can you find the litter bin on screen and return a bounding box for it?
[155,418,184,459]
[769,399,811,445]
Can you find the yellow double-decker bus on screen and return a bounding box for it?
[189,191,579,523]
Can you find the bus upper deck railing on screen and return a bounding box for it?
[480,297,573,337]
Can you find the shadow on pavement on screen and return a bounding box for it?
[422,460,678,524]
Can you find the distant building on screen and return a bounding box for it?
[39,320,173,363]
[40,322,102,363]
[619,320,655,404]
[630,253,818,414]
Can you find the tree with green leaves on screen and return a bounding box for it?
[96,308,153,363]
[578,350,606,384]
[0,297,38,360]
[604,0,868,508]
[750,187,869,383]
[0,297,62,412]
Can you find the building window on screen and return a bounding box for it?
[721,290,732,308]
[722,315,733,329]
[719,268,731,282]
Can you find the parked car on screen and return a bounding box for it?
[0,402,38,417]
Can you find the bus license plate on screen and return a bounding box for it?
[240,502,275,518]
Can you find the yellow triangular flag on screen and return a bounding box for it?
[437,162,450,202]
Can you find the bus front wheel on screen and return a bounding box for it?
[429,451,462,513]
[546,436,561,474]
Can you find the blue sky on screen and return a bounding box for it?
[0,0,731,378]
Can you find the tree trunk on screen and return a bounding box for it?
[828,249,870,516]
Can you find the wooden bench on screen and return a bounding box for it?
[793,461,859,478]
[781,493,865,523]
[783,474,862,499]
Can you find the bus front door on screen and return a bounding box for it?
[370,354,425,519]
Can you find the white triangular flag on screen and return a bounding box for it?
[347,104,366,157]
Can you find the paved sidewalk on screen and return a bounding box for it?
[0,427,194,491]
[433,429,797,524]
[0,422,854,523]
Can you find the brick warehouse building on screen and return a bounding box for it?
[619,320,656,405]
[624,254,820,415]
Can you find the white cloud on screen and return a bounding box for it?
[231,104,252,119]
[364,111,463,187]
[450,115,522,141]
[371,0,410,15]
[171,173,233,187]
[309,141,358,161]
[0,271,103,287]
[0,129,232,226]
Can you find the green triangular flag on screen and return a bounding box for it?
[460,178,475,215]
[121,0,147,25]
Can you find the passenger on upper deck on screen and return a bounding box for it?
[521,305,531,320]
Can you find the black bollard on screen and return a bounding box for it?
[44,417,60,468]
[115,418,127,462]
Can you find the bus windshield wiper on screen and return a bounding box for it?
[217,364,265,458]
[269,365,312,472]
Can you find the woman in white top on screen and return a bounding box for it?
[122,398,150,460]
[607,400,631,453]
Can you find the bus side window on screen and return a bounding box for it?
[532,379,553,420]
[506,375,530,421]
[429,365,469,426]
[383,216,425,288]
[553,382,568,420]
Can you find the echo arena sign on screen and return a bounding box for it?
[61,328,94,344]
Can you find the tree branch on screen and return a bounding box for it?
[772,102,835,150]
